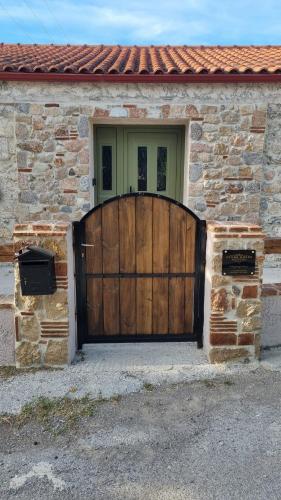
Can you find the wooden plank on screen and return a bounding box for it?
[85,210,102,274]
[153,278,168,334]
[185,216,196,273]
[184,278,194,333]
[169,277,185,334]
[119,197,136,273]
[87,278,103,336]
[136,278,152,334]
[169,204,186,273]
[102,200,119,273]
[136,196,152,273]
[103,278,119,335]
[264,238,281,254]
[120,278,136,334]
[153,198,169,273]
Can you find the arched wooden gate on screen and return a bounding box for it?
[74,193,206,347]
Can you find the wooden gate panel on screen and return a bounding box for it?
[152,277,169,334]
[120,278,136,335]
[103,278,119,335]
[184,278,194,332]
[169,277,185,334]
[102,201,119,274]
[87,278,103,335]
[119,197,136,273]
[185,217,196,273]
[76,193,206,345]
[136,278,153,334]
[85,208,102,274]
[169,204,187,273]
[153,198,169,273]
[136,197,153,273]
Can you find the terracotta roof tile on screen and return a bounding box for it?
[1,43,281,77]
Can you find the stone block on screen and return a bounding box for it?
[189,164,203,182]
[19,191,38,204]
[245,181,260,194]
[200,105,218,114]
[18,315,40,342]
[79,176,90,192]
[212,275,232,287]
[212,255,222,273]
[211,288,229,312]
[242,152,264,165]
[242,315,262,332]
[16,341,41,367]
[236,300,261,318]
[185,105,199,117]
[44,339,68,365]
[17,103,30,114]
[44,290,68,320]
[221,111,240,123]
[64,139,85,152]
[190,123,202,141]
[252,110,266,129]
[78,116,89,138]
[18,141,43,153]
[40,239,67,260]
[225,183,244,194]
[17,151,28,168]
[214,143,229,155]
[209,347,250,363]
[15,123,29,140]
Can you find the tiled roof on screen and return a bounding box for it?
[1,44,281,76]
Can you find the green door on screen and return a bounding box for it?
[95,126,184,204]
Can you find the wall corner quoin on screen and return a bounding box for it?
[13,221,76,368]
[203,221,265,363]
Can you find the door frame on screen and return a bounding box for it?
[93,125,185,204]
[73,192,206,349]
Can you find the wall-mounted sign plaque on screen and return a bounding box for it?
[222,249,256,276]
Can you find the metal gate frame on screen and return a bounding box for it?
[73,193,206,349]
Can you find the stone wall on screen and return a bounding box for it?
[13,222,75,368]
[203,221,265,363]
[0,80,281,364]
[0,81,281,246]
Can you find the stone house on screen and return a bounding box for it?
[0,44,281,367]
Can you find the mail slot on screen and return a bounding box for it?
[16,246,56,296]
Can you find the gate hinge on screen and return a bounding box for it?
[92,178,97,186]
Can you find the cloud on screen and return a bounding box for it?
[0,0,280,45]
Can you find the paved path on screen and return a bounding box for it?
[0,343,261,414]
[1,368,281,499]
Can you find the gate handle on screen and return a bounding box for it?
[129,186,134,193]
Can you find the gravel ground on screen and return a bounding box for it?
[0,343,262,414]
[1,368,281,499]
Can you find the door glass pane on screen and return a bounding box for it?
[138,146,147,191]
[157,147,167,191]
[102,145,112,191]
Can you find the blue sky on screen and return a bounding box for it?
[0,0,280,45]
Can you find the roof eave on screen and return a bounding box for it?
[1,72,281,83]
